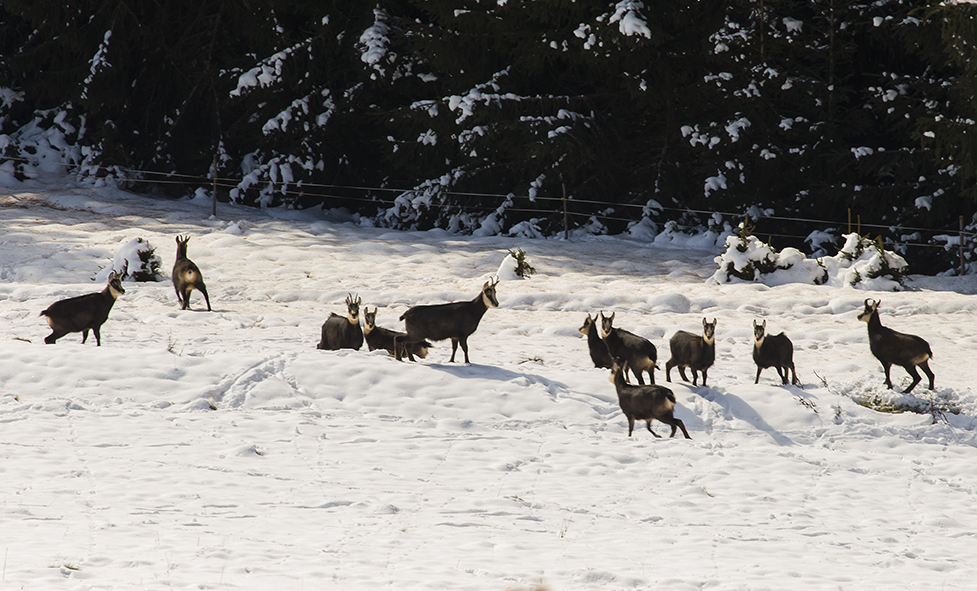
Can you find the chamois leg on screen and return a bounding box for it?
[45,330,67,344]
[458,336,470,363]
[627,417,635,437]
[668,416,692,439]
[920,361,935,390]
[882,363,894,389]
[645,421,661,438]
[677,366,690,383]
[200,286,212,311]
[92,326,102,346]
[754,366,763,384]
[81,328,90,344]
[789,364,800,386]
[634,368,645,386]
[776,366,789,385]
[449,338,459,363]
[903,365,923,394]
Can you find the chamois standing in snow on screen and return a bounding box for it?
[752,319,799,385]
[172,235,211,311]
[598,311,658,384]
[857,299,934,393]
[40,271,125,346]
[363,307,431,361]
[400,278,500,363]
[579,313,613,369]
[666,318,717,387]
[609,358,691,439]
[317,294,364,351]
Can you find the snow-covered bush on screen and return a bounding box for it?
[497,248,536,280]
[109,238,164,282]
[711,227,907,289]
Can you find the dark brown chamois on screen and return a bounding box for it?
[857,299,934,393]
[665,318,717,387]
[399,278,500,363]
[752,319,799,385]
[598,311,658,384]
[578,313,613,369]
[317,294,364,351]
[40,271,125,346]
[609,358,691,439]
[172,235,211,311]
[363,307,432,361]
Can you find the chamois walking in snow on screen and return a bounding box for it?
[666,318,717,387]
[857,299,934,393]
[752,319,799,385]
[172,235,211,311]
[609,358,691,439]
[40,271,125,346]
[363,307,431,361]
[579,313,613,369]
[400,277,500,363]
[598,311,658,384]
[317,294,364,351]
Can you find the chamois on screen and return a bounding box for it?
[172,235,212,311]
[363,307,432,361]
[317,294,364,351]
[40,271,125,346]
[609,358,691,438]
[598,311,658,384]
[578,313,613,369]
[665,318,717,387]
[752,319,799,385]
[400,277,500,363]
[857,299,934,393]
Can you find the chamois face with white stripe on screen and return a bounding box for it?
[481,278,500,309]
[702,318,717,344]
[363,306,377,333]
[753,319,767,347]
[345,294,361,324]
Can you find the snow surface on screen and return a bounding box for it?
[2,183,977,590]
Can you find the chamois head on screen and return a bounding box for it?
[481,277,500,308]
[175,235,191,259]
[107,270,126,298]
[598,311,615,339]
[857,298,879,323]
[608,357,629,384]
[579,313,595,335]
[702,318,717,344]
[363,306,377,332]
[752,319,766,346]
[345,294,362,324]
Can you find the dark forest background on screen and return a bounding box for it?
[1,0,976,272]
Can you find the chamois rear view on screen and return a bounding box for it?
[40,271,126,346]
[172,235,211,311]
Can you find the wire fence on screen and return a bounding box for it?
[3,154,974,264]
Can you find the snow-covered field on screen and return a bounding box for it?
[2,183,977,591]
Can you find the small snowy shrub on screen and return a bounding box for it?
[111,237,163,282]
[825,233,907,290]
[498,248,536,280]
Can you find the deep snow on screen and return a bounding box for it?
[1,183,977,590]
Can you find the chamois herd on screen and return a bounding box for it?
[38,235,937,439]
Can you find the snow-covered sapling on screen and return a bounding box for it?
[40,271,125,346]
[172,235,212,311]
[598,311,658,384]
[752,319,799,385]
[609,358,690,439]
[317,294,364,351]
[666,318,717,387]
[400,278,499,363]
[857,299,934,393]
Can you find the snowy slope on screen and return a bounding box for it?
[1,183,977,590]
